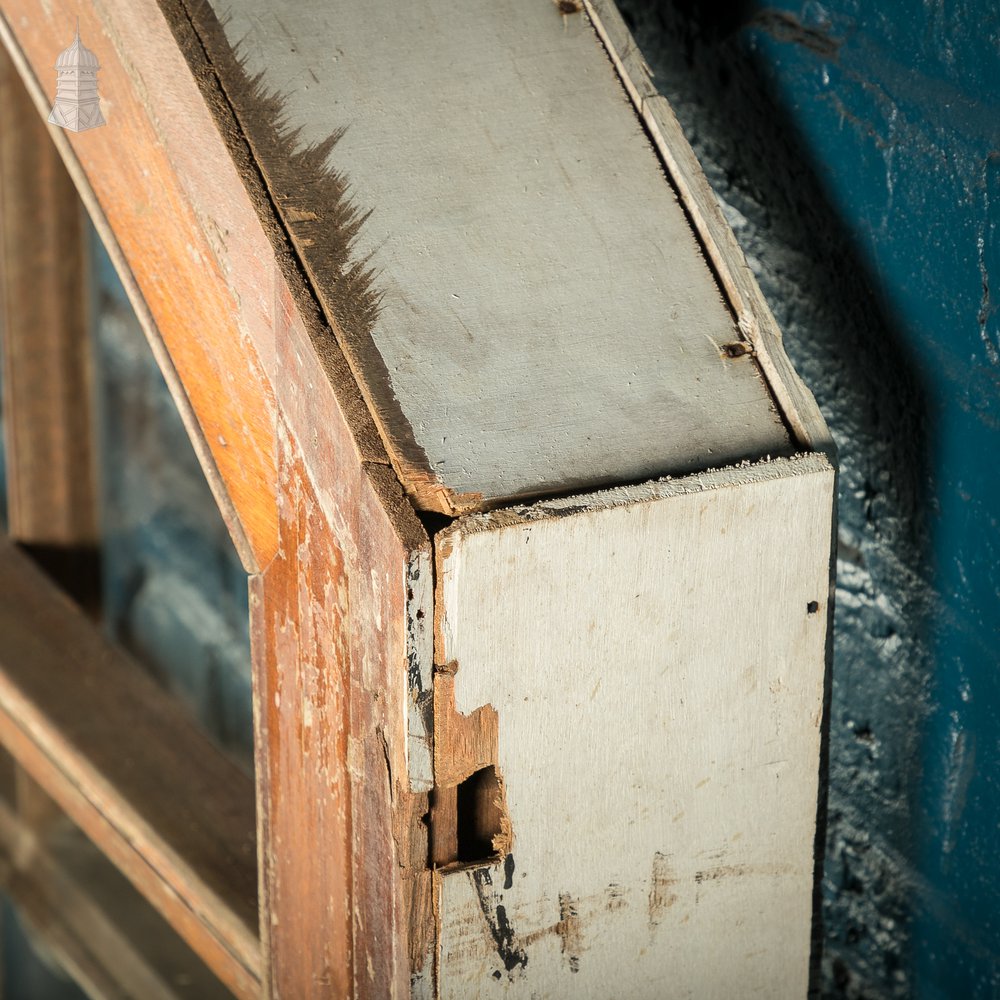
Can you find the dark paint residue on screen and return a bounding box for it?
[503,853,516,890]
[472,869,528,975]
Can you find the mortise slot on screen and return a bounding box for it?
[455,766,504,864]
[431,668,512,868]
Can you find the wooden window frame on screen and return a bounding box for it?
[0,5,432,995]
[0,43,259,999]
[0,2,836,998]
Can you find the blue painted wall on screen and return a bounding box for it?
[622,1,999,995]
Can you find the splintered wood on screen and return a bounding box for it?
[433,456,835,998]
[430,669,512,869]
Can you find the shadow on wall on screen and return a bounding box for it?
[617,1,936,996]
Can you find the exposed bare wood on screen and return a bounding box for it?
[15,768,63,835]
[250,397,431,998]
[249,451,352,1000]
[433,672,499,792]
[0,4,837,998]
[0,51,96,546]
[0,536,259,999]
[348,460,434,1000]
[238,267,431,998]
[0,6,442,994]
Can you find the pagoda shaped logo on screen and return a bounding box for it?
[48,22,106,132]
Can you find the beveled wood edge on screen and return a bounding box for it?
[0,30,257,571]
[0,796,232,1000]
[0,5,431,563]
[0,10,437,996]
[0,538,260,999]
[157,0,451,516]
[584,0,835,460]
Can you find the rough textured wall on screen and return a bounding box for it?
[617,1,999,997]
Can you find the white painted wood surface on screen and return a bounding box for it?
[434,454,834,998]
[208,0,792,510]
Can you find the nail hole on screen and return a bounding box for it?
[721,342,751,358]
[807,600,819,615]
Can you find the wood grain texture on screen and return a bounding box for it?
[251,274,432,998]
[0,7,278,569]
[0,51,97,545]
[0,797,234,1000]
[251,419,429,1000]
[0,536,259,998]
[0,0,395,571]
[181,0,792,514]
[0,8,438,995]
[430,669,511,869]
[583,0,833,457]
[434,454,835,998]
[0,7,835,999]
[251,440,354,999]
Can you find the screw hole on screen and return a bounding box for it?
[721,342,751,358]
[807,600,819,615]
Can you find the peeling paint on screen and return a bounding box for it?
[648,852,678,927]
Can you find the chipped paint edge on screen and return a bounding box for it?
[406,546,435,792]
[444,452,833,541]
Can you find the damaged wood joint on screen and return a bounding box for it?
[430,662,511,868]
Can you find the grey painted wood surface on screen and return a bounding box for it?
[202,0,792,511]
